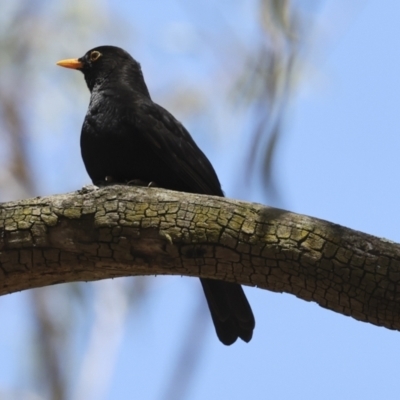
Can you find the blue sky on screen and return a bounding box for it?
[1,1,400,399]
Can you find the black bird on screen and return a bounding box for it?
[57,46,255,345]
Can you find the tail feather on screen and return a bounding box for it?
[200,278,255,345]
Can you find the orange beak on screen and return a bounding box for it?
[56,58,83,69]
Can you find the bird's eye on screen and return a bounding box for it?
[90,51,101,62]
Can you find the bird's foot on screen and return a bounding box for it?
[93,176,123,187]
[79,184,99,194]
[126,179,147,186]
[126,179,158,187]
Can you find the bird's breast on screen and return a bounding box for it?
[81,97,153,185]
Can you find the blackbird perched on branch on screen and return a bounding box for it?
[57,46,255,345]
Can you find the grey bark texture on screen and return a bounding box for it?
[0,185,399,330]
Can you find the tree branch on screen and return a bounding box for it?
[1,185,399,331]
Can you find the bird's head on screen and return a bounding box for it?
[57,45,150,96]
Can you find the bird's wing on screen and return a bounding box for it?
[134,101,224,196]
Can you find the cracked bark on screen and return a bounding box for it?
[0,185,399,331]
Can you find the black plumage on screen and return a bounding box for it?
[57,45,255,345]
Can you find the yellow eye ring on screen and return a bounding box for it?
[90,51,101,62]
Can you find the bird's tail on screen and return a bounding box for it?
[200,278,255,345]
